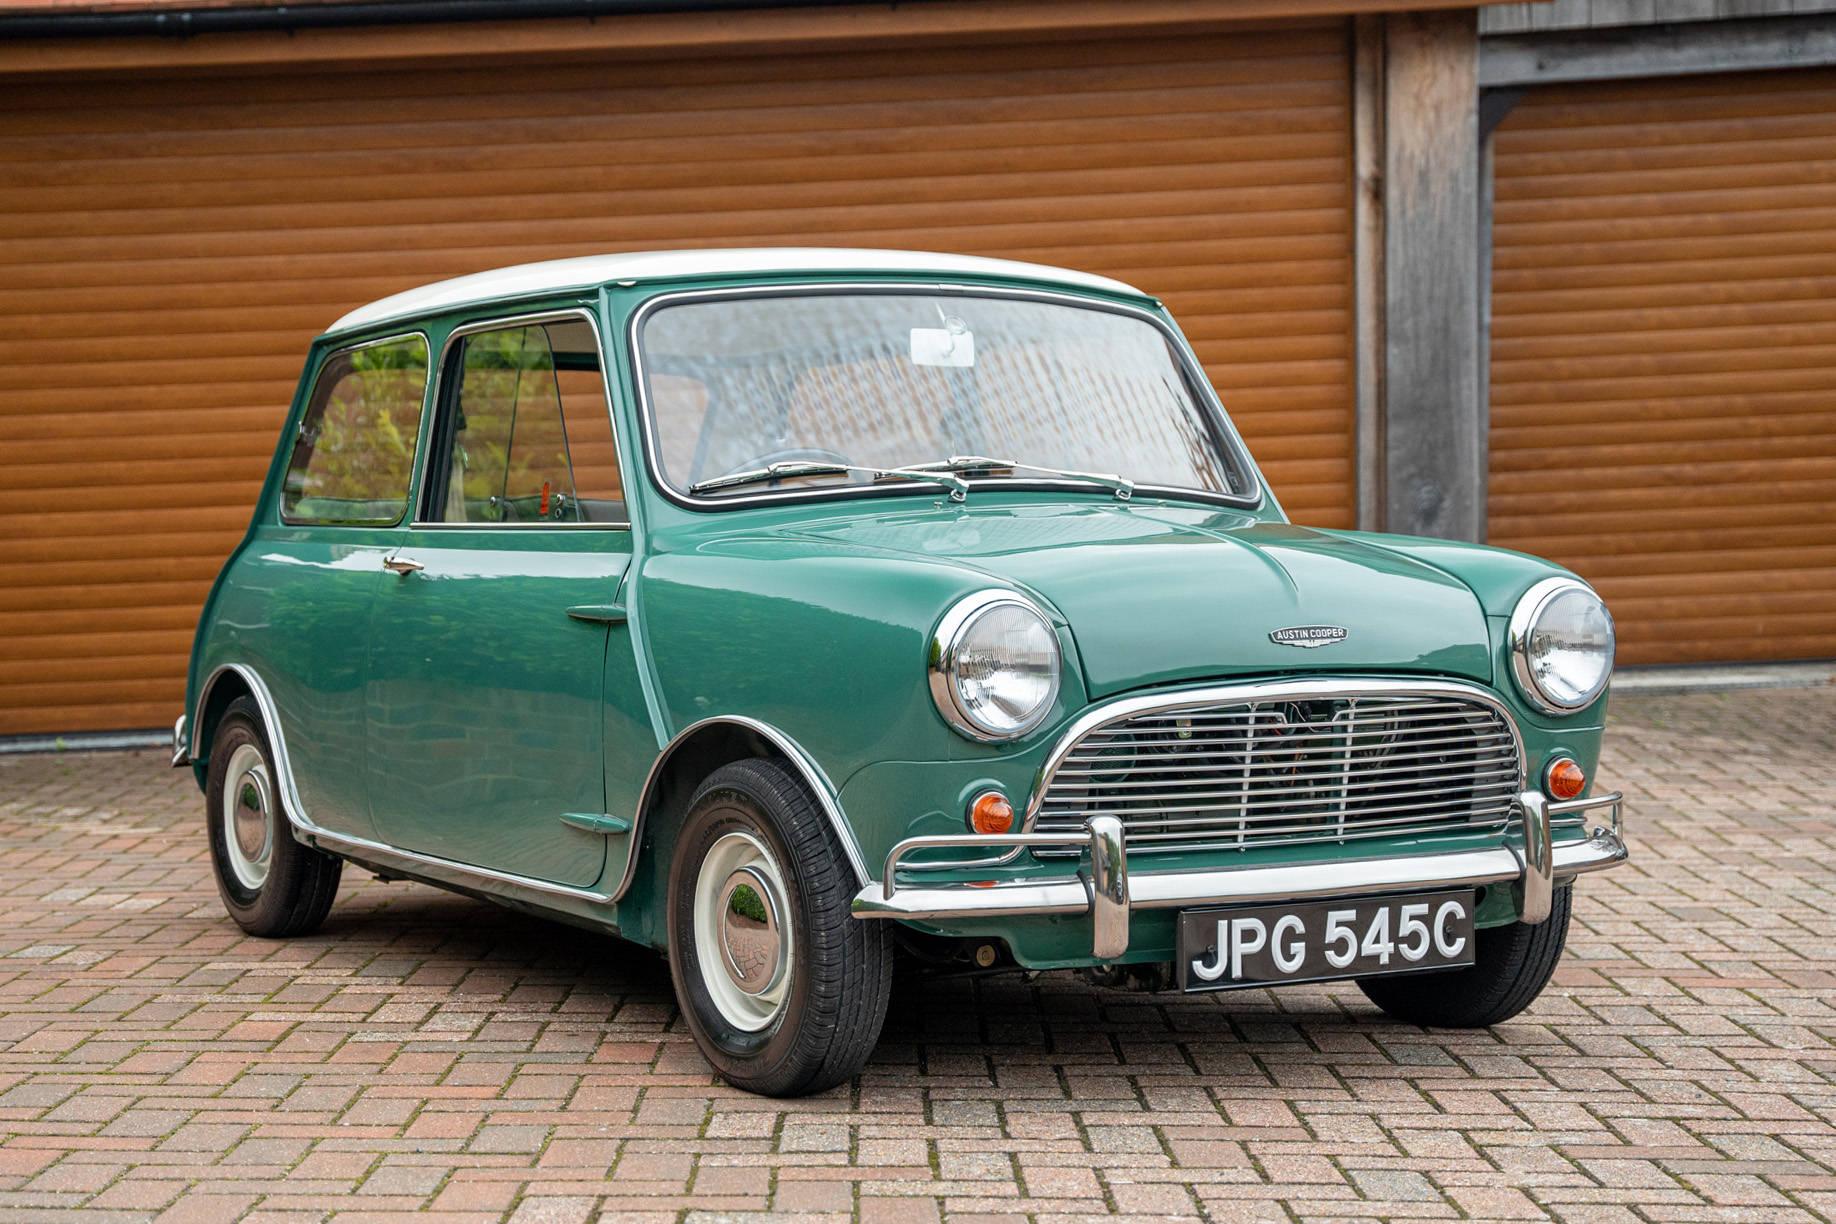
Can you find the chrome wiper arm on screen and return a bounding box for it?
[895,455,1135,500]
[691,459,970,501]
[689,461,854,494]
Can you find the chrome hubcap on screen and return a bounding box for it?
[718,868,782,995]
[694,832,791,1030]
[222,743,273,891]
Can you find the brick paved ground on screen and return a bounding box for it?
[0,687,1832,1224]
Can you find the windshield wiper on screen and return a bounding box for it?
[690,460,970,500]
[690,461,853,494]
[893,455,1135,500]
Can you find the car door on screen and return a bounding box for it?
[247,331,432,842]
[365,312,643,888]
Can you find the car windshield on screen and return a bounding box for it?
[637,291,1258,501]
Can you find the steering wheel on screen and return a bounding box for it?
[719,447,853,477]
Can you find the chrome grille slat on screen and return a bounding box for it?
[1059,737,1516,769]
[1030,689,1521,856]
[1119,821,1513,855]
[1053,751,1516,784]
[1063,720,1513,752]
[1121,810,1511,841]
[1041,773,1519,806]
[1038,785,1517,824]
[1054,796,1515,832]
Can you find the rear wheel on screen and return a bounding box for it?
[205,698,343,938]
[1358,885,1571,1027]
[667,758,892,1097]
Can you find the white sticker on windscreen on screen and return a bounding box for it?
[910,317,975,367]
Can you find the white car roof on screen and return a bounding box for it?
[326,248,1149,336]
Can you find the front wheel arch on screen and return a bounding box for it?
[617,719,868,949]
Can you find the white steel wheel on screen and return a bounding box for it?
[693,831,793,1032]
[220,742,274,891]
[205,697,342,938]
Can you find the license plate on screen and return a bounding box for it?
[1175,890,1476,992]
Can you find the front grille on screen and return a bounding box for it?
[1032,692,1521,855]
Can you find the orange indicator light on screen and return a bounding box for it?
[968,791,1015,835]
[1547,758,1586,801]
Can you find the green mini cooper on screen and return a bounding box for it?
[178,249,1626,1096]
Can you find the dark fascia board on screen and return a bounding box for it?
[0,0,880,40]
[1480,11,1836,87]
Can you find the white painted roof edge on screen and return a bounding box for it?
[327,248,1150,335]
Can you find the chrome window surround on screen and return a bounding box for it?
[1508,576,1615,715]
[927,589,1062,743]
[279,329,433,529]
[413,308,631,531]
[625,282,1271,515]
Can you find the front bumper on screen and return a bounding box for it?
[851,789,1626,960]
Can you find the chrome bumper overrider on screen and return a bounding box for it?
[850,790,1626,960]
[171,715,190,768]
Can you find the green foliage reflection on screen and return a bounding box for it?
[282,336,429,524]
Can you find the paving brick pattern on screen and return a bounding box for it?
[0,687,1833,1223]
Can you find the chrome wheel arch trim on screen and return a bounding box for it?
[609,714,873,903]
[1023,675,1530,831]
[191,661,619,905]
[192,663,306,820]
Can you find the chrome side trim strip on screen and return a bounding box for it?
[1024,676,1529,831]
[171,715,190,768]
[305,825,617,905]
[608,714,873,903]
[195,662,618,906]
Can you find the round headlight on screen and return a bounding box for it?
[929,591,1061,741]
[1509,577,1615,714]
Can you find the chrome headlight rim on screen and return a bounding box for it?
[929,589,1062,742]
[1509,576,1615,715]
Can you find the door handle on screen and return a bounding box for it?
[382,556,425,575]
[566,603,627,625]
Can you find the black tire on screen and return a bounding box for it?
[666,758,892,1097]
[1358,885,1571,1027]
[205,697,343,938]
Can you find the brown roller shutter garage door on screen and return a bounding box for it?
[0,18,1355,737]
[1489,68,1836,666]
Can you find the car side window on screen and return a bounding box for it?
[427,318,625,524]
[280,334,430,525]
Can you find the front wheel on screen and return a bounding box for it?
[1358,884,1571,1027]
[666,759,892,1097]
[205,697,343,938]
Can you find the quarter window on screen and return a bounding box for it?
[280,335,430,525]
[427,319,624,524]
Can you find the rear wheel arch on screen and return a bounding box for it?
[192,665,256,776]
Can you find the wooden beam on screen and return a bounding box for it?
[0,0,1492,77]
[1353,13,1386,533]
[1382,7,1483,543]
[1480,12,1836,87]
